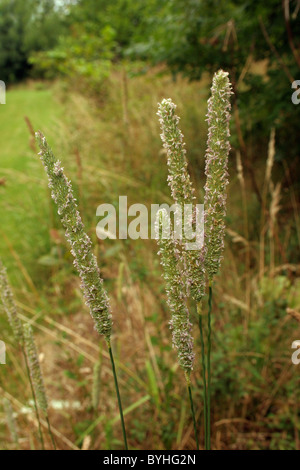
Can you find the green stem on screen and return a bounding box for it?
[108,342,128,450]
[46,414,56,450]
[186,376,199,450]
[197,303,208,449]
[207,285,212,450]
[23,350,44,450]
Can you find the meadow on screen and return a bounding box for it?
[0,65,299,450]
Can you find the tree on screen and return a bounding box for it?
[134,0,300,180]
[0,0,66,82]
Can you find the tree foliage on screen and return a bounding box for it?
[131,0,300,163]
[0,0,66,82]
[3,0,299,170]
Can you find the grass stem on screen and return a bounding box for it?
[186,377,199,450]
[207,285,212,450]
[108,342,128,450]
[23,350,44,450]
[197,303,208,449]
[46,414,56,450]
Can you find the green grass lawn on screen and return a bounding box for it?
[0,84,64,287]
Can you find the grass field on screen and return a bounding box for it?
[0,83,64,281]
[0,71,300,450]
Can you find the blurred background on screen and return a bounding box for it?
[0,0,300,450]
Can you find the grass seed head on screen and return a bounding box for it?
[157,99,206,303]
[155,209,195,374]
[36,132,112,342]
[0,259,24,346]
[24,323,48,413]
[204,70,232,282]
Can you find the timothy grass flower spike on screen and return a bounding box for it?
[24,323,48,413]
[204,70,232,282]
[0,259,24,345]
[155,209,194,374]
[157,99,206,303]
[36,132,112,342]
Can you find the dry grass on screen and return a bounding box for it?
[0,67,299,450]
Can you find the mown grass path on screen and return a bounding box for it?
[0,84,63,286]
